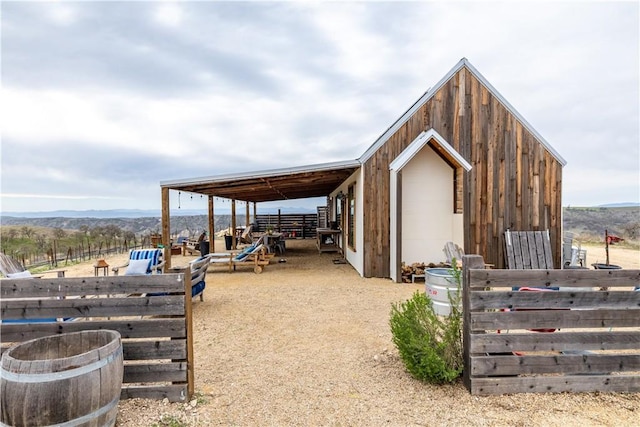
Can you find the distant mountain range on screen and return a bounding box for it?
[597,202,640,208]
[1,206,316,219]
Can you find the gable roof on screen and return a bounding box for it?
[359,58,567,166]
[389,128,472,172]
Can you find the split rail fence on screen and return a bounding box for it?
[1,273,194,402]
[462,255,640,395]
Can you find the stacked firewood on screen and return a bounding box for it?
[401,261,450,283]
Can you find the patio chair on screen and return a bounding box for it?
[0,253,43,279]
[443,241,464,268]
[504,229,554,270]
[112,248,165,276]
[239,224,253,244]
[150,256,209,301]
[207,243,273,274]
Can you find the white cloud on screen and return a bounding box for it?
[0,1,638,212]
[152,2,184,28]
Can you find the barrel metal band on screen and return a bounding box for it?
[0,347,122,383]
[0,396,120,427]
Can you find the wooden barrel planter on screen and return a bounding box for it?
[1,330,123,427]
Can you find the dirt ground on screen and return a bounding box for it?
[38,239,640,426]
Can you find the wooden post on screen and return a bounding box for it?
[245,202,250,228]
[605,229,610,265]
[183,267,195,399]
[277,209,281,233]
[208,196,215,254]
[462,255,485,392]
[161,187,171,270]
[253,202,257,224]
[231,199,237,250]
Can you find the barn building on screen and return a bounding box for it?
[160,58,566,280]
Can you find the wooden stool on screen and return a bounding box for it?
[94,259,109,276]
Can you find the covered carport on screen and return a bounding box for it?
[159,160,360,269]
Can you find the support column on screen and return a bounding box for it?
[208,196,215,253]
[231,199,237,250]
[161,187,171,270]
[245,201,250,227]
[253,202,257,224]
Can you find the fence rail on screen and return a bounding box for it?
[462,255,640,395]
[254,213,318,239]
[0,273,194,402]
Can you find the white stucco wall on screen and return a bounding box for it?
[330,168,364,276]
[401,146,460,264]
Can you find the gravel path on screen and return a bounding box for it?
[62,239,639,426]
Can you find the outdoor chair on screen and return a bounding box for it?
[442,241,464,268]
[504,229,554,270]
[112,248,165,276]
[239,224,253,244]
[151,256,209,301]
[207,243,273,274]
[0,253,44,279]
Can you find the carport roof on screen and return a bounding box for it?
[160,159,360,203]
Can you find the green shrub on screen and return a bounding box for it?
[389,266,463,384]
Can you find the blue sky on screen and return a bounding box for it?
[1,1,638,214]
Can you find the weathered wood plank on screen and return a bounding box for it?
[469,375,640,395]
[121,384,188,402]
[124,362,187,383]
[471,354,639,376]
[0,275,185,298]
[469,331,640,353]
[0,318,186,342]
[1,295,186,319]
[470,308,640,330]
[468,268,640,289]
[123,340,187,360]
[469,290,640,310]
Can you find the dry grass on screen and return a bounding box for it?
[55,239,639,426]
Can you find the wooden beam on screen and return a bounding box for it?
[208,196,215,253]
[245,201,250,227]
[231,199,237,250]
[253,202,257,224]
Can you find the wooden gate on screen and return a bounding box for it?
[1,273,194,402]
[462,255,640,395]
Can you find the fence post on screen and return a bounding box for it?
[462,255,485,391]
[183,266,194,399]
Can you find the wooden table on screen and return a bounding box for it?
[316,228,341,253]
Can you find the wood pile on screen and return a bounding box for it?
[401,261,449,283]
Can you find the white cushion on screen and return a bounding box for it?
[125,258,151,275]
[6,271,32,279]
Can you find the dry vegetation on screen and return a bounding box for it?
[50,239,640,426]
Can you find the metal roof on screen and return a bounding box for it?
[160,160,360,202]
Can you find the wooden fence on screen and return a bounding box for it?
[462,255,640,395]
[1,273,194,402]
[254,213,318,239]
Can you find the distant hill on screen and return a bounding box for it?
[563,206,640,242]
[597,202,640,208]
[1,206,315,219]
[2,206,638,242]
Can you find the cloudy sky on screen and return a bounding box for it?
[1,1,638,214]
